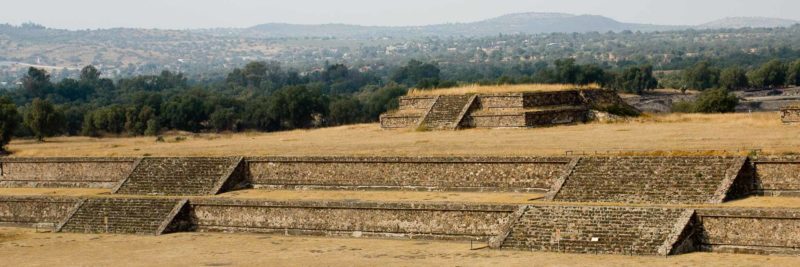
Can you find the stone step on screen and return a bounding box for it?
[59,198,183,235]
[552,157,741,204]
[500,205,689,255]
[419,95,473,130]
[114,157,241,196]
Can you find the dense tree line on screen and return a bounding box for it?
[0,62,408,147]
[0,56,799,151]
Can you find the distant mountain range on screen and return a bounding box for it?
[697,17,800,29]
[241,12,799,38]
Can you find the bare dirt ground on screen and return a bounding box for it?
[5,112,798,157]
[2,188,799,209]
[0,227,797,267]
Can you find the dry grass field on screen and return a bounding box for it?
[406,83,599,96]
[1,227,798,267]
[2,188,799,209]
[6,112,798,157]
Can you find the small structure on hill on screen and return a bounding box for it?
[781,105,800,124]
[380,85,639,130]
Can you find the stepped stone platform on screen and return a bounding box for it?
[380,89,637,130]
[548,157,751,204]
[58,197,188,235]
[113,157,245,196]
[1,155,799,257]
[496,205,694,255]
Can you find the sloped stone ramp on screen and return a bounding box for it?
[492,205,695,256]
[418,95,475,130]
[57,197,189,235]
[547,157,751,204]
[113,157,245,196]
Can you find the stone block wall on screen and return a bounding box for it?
[753,157,800,196]
[244,156,570,192]
[0,196,77,226]
[525,108,588,126]
[697,208,800,255]
[781,106,800,124]
[189,199,517,241]
[379,115,421,129]
[380,96,435,128]
[398,96,436,110]
[0,158,136,188]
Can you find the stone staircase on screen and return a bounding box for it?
[551,157,744,204]
[58,198,186,235]
[114,157,243,196]
[419,95,473,130]
[500,205,692,255]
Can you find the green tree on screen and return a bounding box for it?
[392,60,441,88]
[267,86,328,129]
[575,64,607,86]
[683,61,720,90]
[144,119,160,136]
[21,67,53,98]
[693,88,739,113]
[718,67,749,90]
[209,107,238,132]
[23,98,66,141]
[327,97,363,126]
[0,97,20,152]
[788,59,800,86]
[553,58,580,84]
[611,65,658,94]
[749,59,787,88]
[79,65,101,82]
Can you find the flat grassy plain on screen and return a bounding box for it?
[6,112,799,157]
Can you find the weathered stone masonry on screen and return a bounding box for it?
[0,196,78,226]
[3,195,800,256]
[548,156,752,204]
[752,156,800,196]
[189,199,517,241]
[1,155,800,256]
[0,158,136,188]
[245,156,570,192]
[380,89,638,130]
[696,208,800,255]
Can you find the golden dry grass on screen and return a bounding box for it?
[0,188,109,197]
[6,112,799,157]
[1,227,798,266]
[406,83,599,96]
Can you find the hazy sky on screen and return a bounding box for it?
[2,0,799,29]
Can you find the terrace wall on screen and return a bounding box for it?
[398,96,436,110]
[753,157,800,196]
[0,196,78,226]
[697,208,800,255]
[244,157,571,192]
[0,158,136,188]
[189,199,517,241]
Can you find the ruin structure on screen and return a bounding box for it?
[379,89,638,130]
